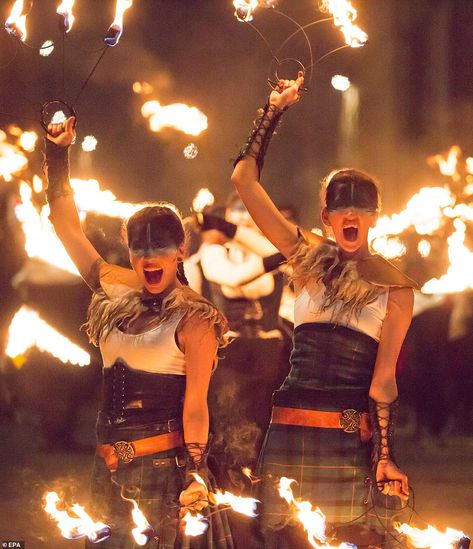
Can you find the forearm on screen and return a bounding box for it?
[369,375,398,403]
[183,408,209,447]
[201,247,266,287]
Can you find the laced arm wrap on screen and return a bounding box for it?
[44,139,73,203]
[234,103,286,179]
[369,397,399,474]
[183,441,210,489]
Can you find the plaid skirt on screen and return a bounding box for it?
[86,421,234,549]
[257,422,401,547]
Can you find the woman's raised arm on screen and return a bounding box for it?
[45,117,103,290]
[231,72,305,258]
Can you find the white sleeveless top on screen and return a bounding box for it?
[294,283,389,341]
[100,312,186,375]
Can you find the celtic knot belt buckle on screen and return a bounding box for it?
[339,409,361,433]
[113,440,135,464]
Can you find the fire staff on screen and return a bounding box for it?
[43,116,234,548]
[231,72,417,547]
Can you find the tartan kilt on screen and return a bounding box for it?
[86,424,234,549]
[257,423,401,546]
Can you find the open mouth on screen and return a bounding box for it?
[143,267,163,285]
[343,226,359,242]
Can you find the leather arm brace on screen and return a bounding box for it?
[234,103,286,179]
[44,139,73,203]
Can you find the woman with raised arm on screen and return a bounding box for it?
[44,117,234,548]
[231,74,417,546]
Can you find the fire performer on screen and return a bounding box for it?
[231,72,417,546]
[42,116,234,548]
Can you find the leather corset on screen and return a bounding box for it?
[101,359,185,425]
[275,323,379,412]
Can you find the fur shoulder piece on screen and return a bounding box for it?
[289,240,385,321]
[83,285,228,348]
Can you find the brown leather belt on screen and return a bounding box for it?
[271,406,372,442]
[96,430,183,472]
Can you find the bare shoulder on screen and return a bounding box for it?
[387,286,414,315]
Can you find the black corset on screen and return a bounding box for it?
[101,359,186,426]
[274,323,379,412]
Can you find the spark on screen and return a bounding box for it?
[81,135,98,152]
[133,81,153,94]
[183,143,199,159]
[40,40,55,56]
[331,74,351,91]
[51,110,68,124]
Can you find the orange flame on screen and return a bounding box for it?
[395,522,466,549]
[141,100,208,136]
[105,0,133,46]
[6,306,91,367]
[56,0,75,32]
[233,0,259,22]
[428,145,462,181]
[129,500,152,546]
[44,491,110,542]
[319,0,368,47]
[182,512,208,536]
[192,188,215,213]
[5,0,28,41]
[212,490,259,517]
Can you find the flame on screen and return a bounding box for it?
[182,512,208,537]
[428,146,461,180]
[81,135,98,152]
[278,477,327,547]
[18,130,38,152]
[417,239,431,258]
[141,100,208,136]
[371,235,406,259]
[319,0,368,48]
[0,139,28,179]
[212,491,259,517]
[233,0,259,22]
[5,0,28,41]
[241,467,261,484]
[133,81,154,95]
[422,219,473,294]
[395,522,466,549]
[105,0,133,46]
[44,491,110,542]
[56,0,75,32]
[6,306,90,366]
[130,500,152,546]
[192,188,215,213]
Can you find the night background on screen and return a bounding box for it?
[0,0,473,547]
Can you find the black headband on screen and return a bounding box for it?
[127,210,184,255]
[326,179,378,213]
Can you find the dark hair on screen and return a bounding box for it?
[126,204,189,285]
[320,169,382,211]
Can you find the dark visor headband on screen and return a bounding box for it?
[326,179,378,212]
[128,220,181,254]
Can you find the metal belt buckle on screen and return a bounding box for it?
[339,409,361,433]
[113,440,135,464]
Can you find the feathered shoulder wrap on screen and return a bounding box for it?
[288,239,385,322]
[83,285,228,348]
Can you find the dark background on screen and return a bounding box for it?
[1,0,473,223]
